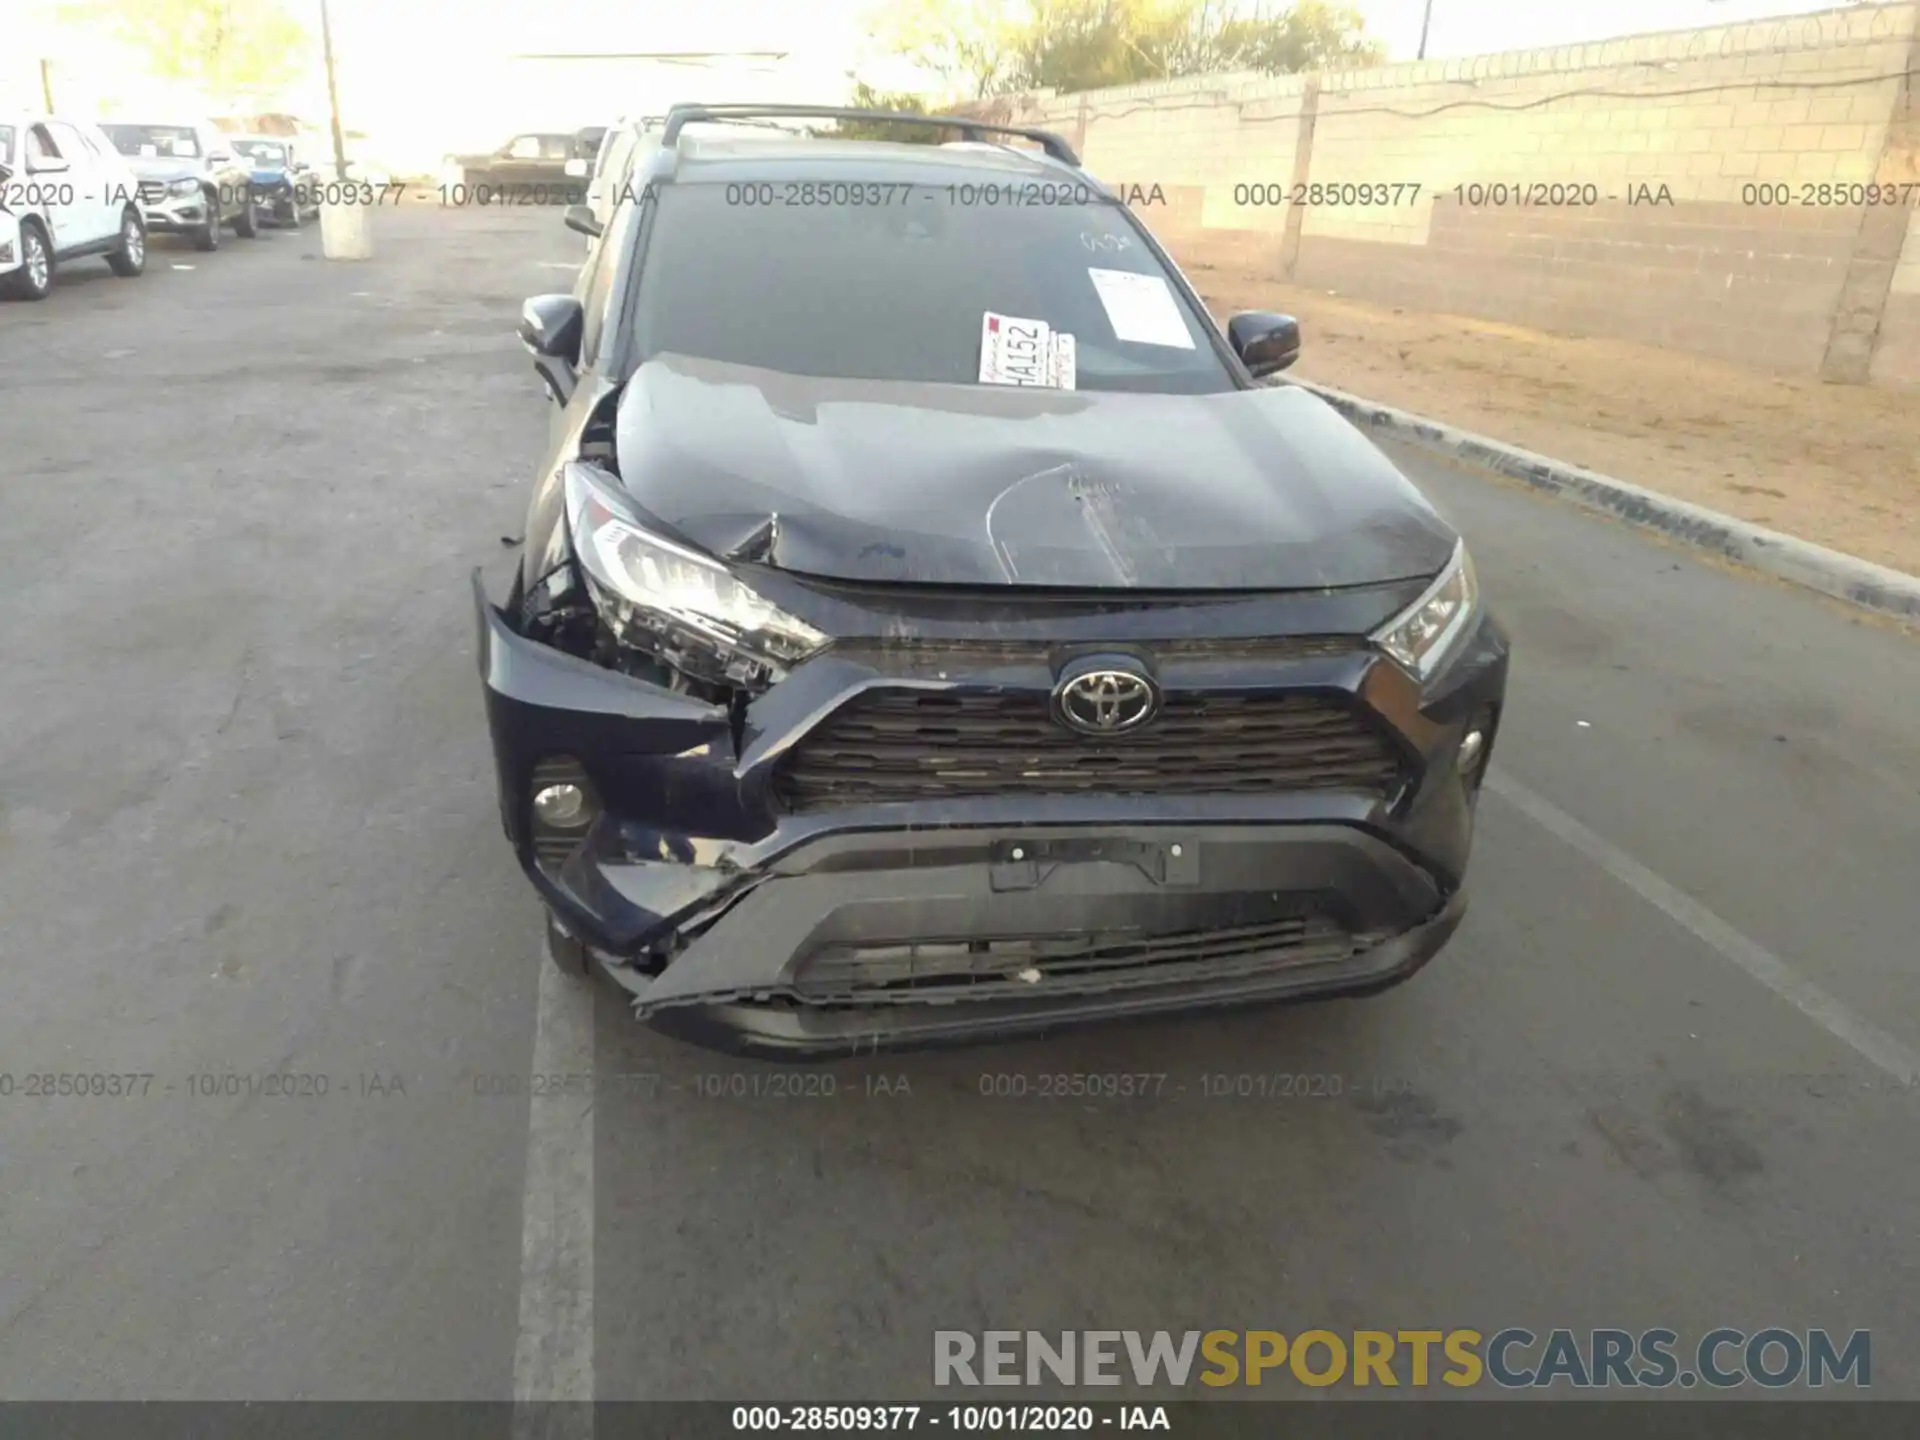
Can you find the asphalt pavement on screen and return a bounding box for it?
[1,205,1916,1405]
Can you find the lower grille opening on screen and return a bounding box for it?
[788,913,1379,1007]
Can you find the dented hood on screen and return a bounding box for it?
[612,355,1457,590]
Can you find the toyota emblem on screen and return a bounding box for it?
[1053,665,1160,735]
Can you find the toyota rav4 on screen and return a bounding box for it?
[479,104,1510,1057]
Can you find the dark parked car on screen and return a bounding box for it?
[232,135,320,227]
[444,132,587,202]
[99,121,257,250]
[480,104,1509,1058]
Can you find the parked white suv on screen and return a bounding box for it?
[1,114,147,301]
[574,115,662,251]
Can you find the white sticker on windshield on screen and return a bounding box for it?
[979,312,1076,390]
[138,144,158,157]
[1050,331,1077,391]
[1087,267,1195,349]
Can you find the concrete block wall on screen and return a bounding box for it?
[955,2,1920,385]
[1879,208,1920,383]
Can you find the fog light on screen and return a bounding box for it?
[533,782,589,827]
[1457,728,1486,772]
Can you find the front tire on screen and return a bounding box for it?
[233,195,259,238]
[193,195,220,252]
[2,220,53,300]
[105,208,146,276]
[544,908,592,979]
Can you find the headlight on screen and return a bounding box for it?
[168,177,201,197]
[1370,539,1479,682]
[562,462,827,690]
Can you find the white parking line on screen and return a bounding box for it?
[1488,772,1920,1086]
[512,951,597,1435]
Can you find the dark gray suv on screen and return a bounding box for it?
[478,104,1509,1058]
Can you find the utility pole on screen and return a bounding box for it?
[1417,0,1435,60]
[40,58,55,112]
[319,0,349,176]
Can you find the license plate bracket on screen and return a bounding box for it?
[988,836,1199,892]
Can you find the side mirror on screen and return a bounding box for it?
[520,294,583,359]
[520,294,584,404]
[563,203,602,239]
[29,154,71,175]
[1227,311,1301,378]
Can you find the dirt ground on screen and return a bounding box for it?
[1187,266,1920,578]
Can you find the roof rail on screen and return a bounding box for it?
[658,103,1080,167]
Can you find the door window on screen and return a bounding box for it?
[45,122,88,163]
[27,125,63,165]
[578,192,645,367]
[595,132,634,191]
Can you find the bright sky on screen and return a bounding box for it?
[4,0,1880,138]
[252,0,1900,98]
[1351,0,1879,59]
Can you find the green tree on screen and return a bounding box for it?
[56,0,310,109]
[868,0,1383,99]
[862,0,1029,100]
[1205,1,1386,74]
[835,80,953,143]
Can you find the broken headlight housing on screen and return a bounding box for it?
[563,462,827,691]
[1370,539,1478,683]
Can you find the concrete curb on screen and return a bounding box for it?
[1288,377,1920,623]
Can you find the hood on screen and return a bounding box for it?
[610,356,1457,590]
[248,162,290,180]
[124,156,205,182]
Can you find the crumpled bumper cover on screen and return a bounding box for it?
[474,570,1503,1057]
[642,892,1465,1058]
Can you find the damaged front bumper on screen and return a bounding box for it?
[474,570,1506,1058]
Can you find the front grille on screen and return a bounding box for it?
[136,181,172,205]
[790,914,1365,1006]
[773,690,1404,810]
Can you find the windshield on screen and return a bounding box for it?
[630,179,1235,395]
[101,124,201,159]
[233,140,287,164]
